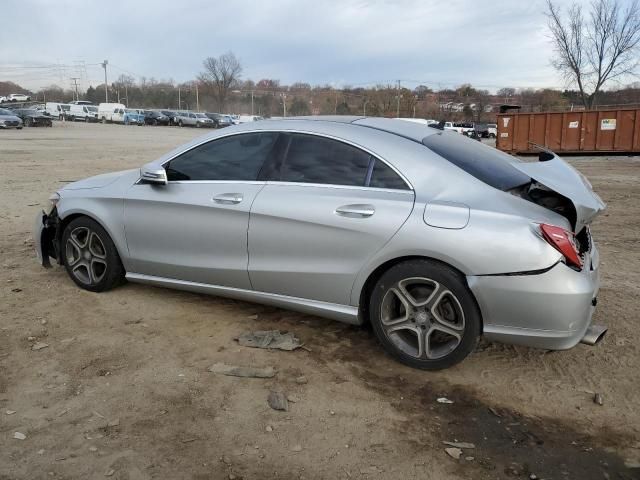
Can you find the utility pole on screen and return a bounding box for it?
[281,93,287,117]
[124,83,128,107]
[71,77,80,101]
[363,98,369,116]
[101,60,108,102]
[396,80,401,118]
[195,82,199,112]
[334,91,338,114]
[178,86,181,110]
[251,90,254,115]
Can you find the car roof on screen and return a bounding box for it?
[272,115,440,143]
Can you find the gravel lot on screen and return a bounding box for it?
[1,122,639,480]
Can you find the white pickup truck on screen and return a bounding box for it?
[443,122,475,134]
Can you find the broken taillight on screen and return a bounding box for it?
[540,224,583,268]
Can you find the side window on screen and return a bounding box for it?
[165,132,279,181]
[279,134,371,186]
[369,161,410,190]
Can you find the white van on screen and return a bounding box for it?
[45,102,70,120]
[98,103,127,123]
[68,104,98,122]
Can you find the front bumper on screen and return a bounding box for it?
[467,244,601,350]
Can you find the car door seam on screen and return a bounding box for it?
[246,182,268,290]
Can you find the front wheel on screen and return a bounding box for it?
[62,217,125,292]
[179,120,183,127]
[369,259,480,370]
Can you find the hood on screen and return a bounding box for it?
[0,114,21,121]
[62,169,136,191]
[512,154,605,231]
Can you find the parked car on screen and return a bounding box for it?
[45,103,70,120]
[487,123,497,138]
[0,108,23,129]
[68,104,99,122]
[237,115,264,123]
[0,96,7,103]
[123,109,145,125]
[7,93,31,102]
[34,117,607,370]
[205,112,233,128]
[443,122,474,134]
[395,118,438,126]
[69,100,93,106]
[160,110,179,126]
[13,108,52,127]
[175,112,215,128]
[144,110,170,126]
[473,123,489,138]
[98,103,127,123]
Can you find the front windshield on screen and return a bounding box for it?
[125,109,137,114]
[87,106,97,112]
[196,113,207,118]
[0,108,13,115]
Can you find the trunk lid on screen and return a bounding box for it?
[512,154,606,231]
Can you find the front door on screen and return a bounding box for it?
[248,133,415,306]
[124,131,280,289]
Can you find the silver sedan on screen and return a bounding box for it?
[34,117,607,369]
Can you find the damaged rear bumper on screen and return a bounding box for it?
[34,208,60,268]
[467,244,602,350]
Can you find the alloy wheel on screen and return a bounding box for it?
[380,277,465,360]
[65,226,108,286]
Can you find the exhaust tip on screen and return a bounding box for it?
[581,325,607,346]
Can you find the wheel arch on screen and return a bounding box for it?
[56,209,127,268]
[356,255,484,332]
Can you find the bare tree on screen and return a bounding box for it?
[199,52,242,111]
[546,0,640,109]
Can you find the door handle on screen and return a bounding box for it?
[212,193,243,205]
[335,204,375,218]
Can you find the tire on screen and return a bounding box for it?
[179,120,183,127]
[61,217,125,293]
[25,118,32,127]
[85,116,89,123]
[153,119,158,126]
[369,259,480,370]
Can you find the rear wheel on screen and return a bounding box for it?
[179,120,184,127]
[84,116,89,123]
[369,259,480,370]
[62,217,125,292]
[25,118,32,127]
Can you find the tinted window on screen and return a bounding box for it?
[279,134,371,186]
[369,161,409,190]
[166,132,279,181]
[422,132,530,191]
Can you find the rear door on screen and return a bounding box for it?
[248,133,415,306]
[124,132,280,288]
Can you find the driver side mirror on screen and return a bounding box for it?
[140,163,168,185]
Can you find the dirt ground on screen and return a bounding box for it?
[1,122,639,480]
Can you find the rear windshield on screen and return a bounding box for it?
[422,132,530,191]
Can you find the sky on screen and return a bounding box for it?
[0,0,631,93]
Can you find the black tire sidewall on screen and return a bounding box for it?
[61,217,124,293]
[369,259,481,370]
